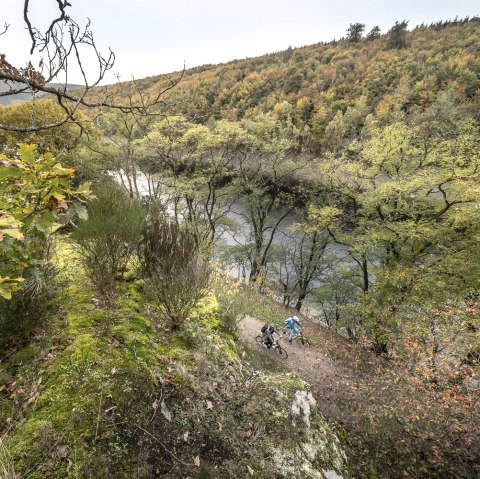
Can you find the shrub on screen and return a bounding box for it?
[0,284,58,349]
[0,239,60,347]
[140,216,211,330]
[74,182,144,304]
[0,144,91,300]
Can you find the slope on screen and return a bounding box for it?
[238,309,479,478]
[101,18,480,154]
[0,238,352,479]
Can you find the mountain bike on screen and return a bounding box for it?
[255,334,288,359]
[283,328,311,349]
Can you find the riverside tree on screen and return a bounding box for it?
[136,116,244,249]
[233,114,307,281]
[321,115,480,354]
[271,205,337,311]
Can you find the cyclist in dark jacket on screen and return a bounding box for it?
[261,323,278,348]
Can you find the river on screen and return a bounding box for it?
[115,170,348,319]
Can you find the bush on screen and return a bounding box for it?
[73,182,144,304]
[0,144,91,300]
[140,216,211,330]
[0,289,57,349]
[0,240,60,347]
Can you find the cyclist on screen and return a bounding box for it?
[284,315,303,342]
[261,323,278,349]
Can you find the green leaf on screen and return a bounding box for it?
[0,228,24,240]
[74,202,88,221]
[0,165,22,180]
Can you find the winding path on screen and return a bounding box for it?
[239,315,354,387]
[238,314,388,426]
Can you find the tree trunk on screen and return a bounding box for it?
[295,290,307,312]
[362,253,369,292]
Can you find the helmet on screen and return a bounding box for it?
[293,316,298,321]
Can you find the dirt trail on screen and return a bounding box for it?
[239,315,351,385]
[238,314,385,426]
[239,313,480,479]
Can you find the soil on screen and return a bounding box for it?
[241,315,350,384]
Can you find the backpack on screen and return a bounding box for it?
[261,324,268,333]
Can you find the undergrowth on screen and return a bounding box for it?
[0,238,350,479]
[0,435,15,479]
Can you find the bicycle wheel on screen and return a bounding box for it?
[255,335,264,347]
[274,345,288,359]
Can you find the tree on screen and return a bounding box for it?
[133,115,196,209]
[136,117,243,249]
[313,266,362,336]
[387,21,409,49]
[323,111,347,153]
[276,205,334,311]
[366,26,381,41]
[0,144,91,299]
[94,110,147,199]
[295,97,314,125]
[283,67,304,94]
[346,23,366,42]
[322,116,480,352]
[0,99,93,152]
[235,114,306,281]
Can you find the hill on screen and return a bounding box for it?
[0,83,83,106]
[0,238,352,479]
[1,16,479,479]
[107,17,480,154]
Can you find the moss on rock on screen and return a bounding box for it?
[1,239,351,478]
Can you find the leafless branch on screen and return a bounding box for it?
[0,1,183,132]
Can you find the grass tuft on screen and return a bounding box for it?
[0,436,15,479]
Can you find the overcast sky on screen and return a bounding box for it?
[1,0,479,84]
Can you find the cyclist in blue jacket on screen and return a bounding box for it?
[284,315,303,342]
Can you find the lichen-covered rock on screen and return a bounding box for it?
[254,378,349,479]
[291,389,317,427]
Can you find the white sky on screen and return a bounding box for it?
[1,0,479,84]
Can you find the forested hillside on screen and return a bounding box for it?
[1,13,480,479]
[85,17,480,355]
[118,17,480,153]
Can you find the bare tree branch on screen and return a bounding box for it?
[0,1,183,132]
